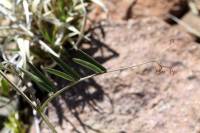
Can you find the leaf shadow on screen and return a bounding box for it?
[50,21,119,133]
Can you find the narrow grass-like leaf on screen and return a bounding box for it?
[45,68,75,82]
[1,78,9,96]
[20,68,54,92]
[76,50,106,72]
[49,54,80,80]
[68,26,80,35]
[20,68,41,84]
[73,58,104,73]
[42,30,52,43]
[27,62,55,89]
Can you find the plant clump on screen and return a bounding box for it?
[0,0,106,132]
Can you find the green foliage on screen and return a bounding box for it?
[73,50,107,73]
[1,79,10,96]
[49,54,80,80]
[20,67,55,93]
[73,58,104,73]
[5,113,26,133]
[45,68,76,82]
[0,0,107,132]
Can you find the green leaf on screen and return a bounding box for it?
[45,68,76,82]
[0,63,5,70]
[20,68,54,93]
[73,58,104,73]
[50,54,80,80]
[5,112,26,133]
[1,79,9,96]
[42,30,51,43]
[27,62,55,88]
[75,50,107,72]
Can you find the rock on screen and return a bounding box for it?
[41,17,200,133]
[89,0,188,21]
[132,0,188,20]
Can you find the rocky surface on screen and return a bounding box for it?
[41,17,200,133]
[89,0,188,21]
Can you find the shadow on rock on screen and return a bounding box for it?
[50,22,119,132]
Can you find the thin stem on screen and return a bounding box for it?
[106,60,157,73]
[13,69,38,103]
[0,70,37,109]
[41,80,80,110]
[41,60,156,111]
[37,108,57,133]
[0,69,57,132]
